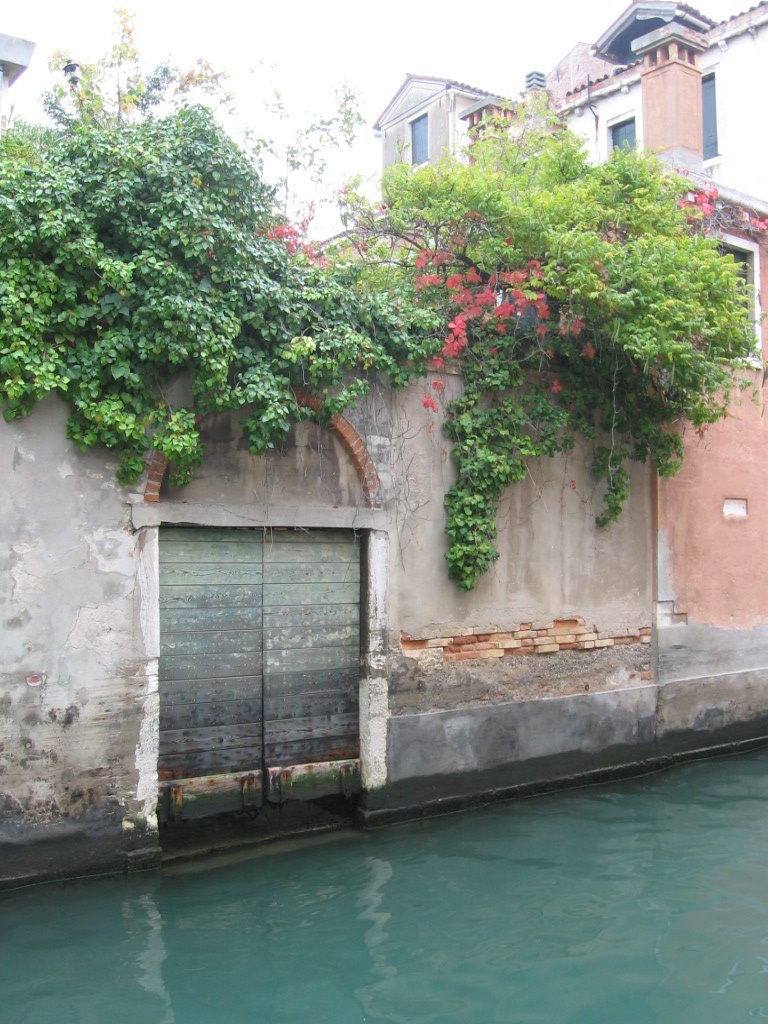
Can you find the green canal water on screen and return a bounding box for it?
[3,749,768,1024]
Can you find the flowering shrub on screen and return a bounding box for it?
[345,121,755,589]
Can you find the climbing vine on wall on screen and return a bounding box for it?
[342,117,757,589]
[0,108,441,487]
[0,91,756,591]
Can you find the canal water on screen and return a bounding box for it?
[3,748,768,1024]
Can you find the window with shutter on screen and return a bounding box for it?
[703,75,718,160]
[411,114,428,165]
[611,119,636,151]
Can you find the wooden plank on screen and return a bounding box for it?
[158,746,263,778]
[160,675,262,706]
[160,723,264,756]
[265,646,359,674]
[264,712,358,742]
[160,540,263,564]
[161,606,261,632]
[264,690,358,722]
[258,667,358,696]
[262,562,359,584]
[160,698,263,731]
[264,714,359,768]
[160,629,262,656]
[161,527,264,544]
[263,544,357,566]
[159,651,260,682]
[159,586,262,610]
[158,772,263,821]
[267,760,360,803]
[160,563,263,585]
[263,624,358,651]
[262,528,357,546]
[261,603,358,628]
[262,581,360,607]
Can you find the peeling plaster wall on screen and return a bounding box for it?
[14,370,768,878]
[346,374,652,641]
[1,397,158,886]
[655,245,768,694]
[159,377,653,767]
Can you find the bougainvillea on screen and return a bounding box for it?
[344,116,755,589]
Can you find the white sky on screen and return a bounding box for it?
[2,0,745,233]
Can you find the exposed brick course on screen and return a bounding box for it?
[400,615,652,662]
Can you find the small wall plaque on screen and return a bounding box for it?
[723,498,748,518]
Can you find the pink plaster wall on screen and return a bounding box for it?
[657,241,768,628]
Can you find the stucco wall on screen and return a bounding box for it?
[699,27,768,200]
[381,92,478,169]
[163,374,653,644]
[1,397,158,885]
[566,77,643,165]
[3,367,763,884]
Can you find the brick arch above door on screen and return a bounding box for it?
[143,389,381,508]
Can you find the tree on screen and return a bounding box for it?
[0,104,439,486]
[343,114,756,589]
[43,7,230,127]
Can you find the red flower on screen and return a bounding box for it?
[551,379,563,394]
[500,270,527,286]
[581,341,596,359]
[431,356,446,370]
[414,250,430,269]
[415,274,441,290]
[464,267,482,284]
[445,274,463,290]
[569,480,577,490]
[432,380,445,391]
[423,395,439,411]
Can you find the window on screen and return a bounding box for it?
[411,114,428,165]
[719,236,760,354]
[611,118,636,151]
[702,74,718,160]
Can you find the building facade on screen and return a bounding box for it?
[3,2,768,888]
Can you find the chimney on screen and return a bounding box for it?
[632,22,707,168]
[525,70,547,92]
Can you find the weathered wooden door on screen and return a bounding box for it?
[157,526,361,821]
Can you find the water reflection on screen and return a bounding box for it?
[128,893,175,1024]
[2,749,768,1024]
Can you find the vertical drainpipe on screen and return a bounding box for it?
[0,64,8,136]
[448,87,456,156]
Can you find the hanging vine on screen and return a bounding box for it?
[0,94,755,591]
[342,118,756,588]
